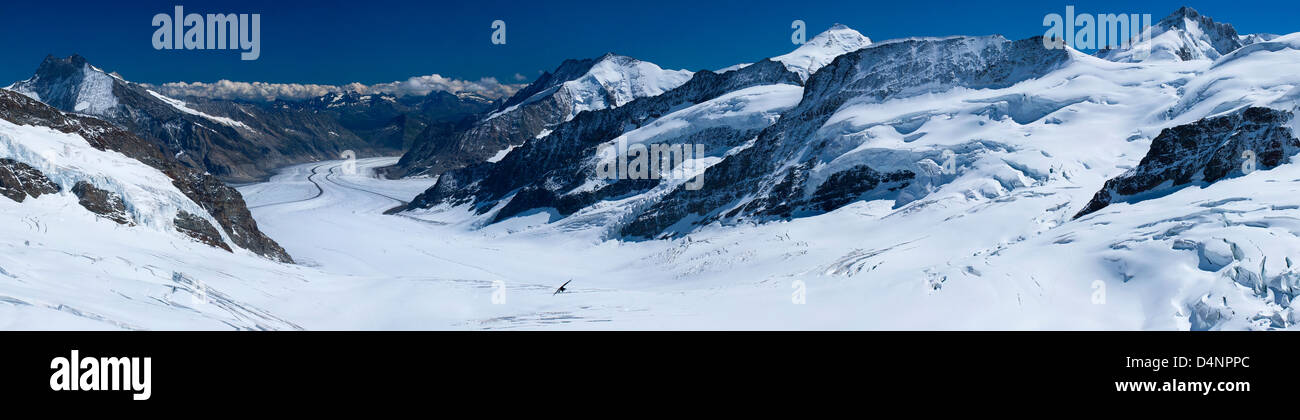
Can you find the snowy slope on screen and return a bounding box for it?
[145,90,254,131]
[394,14,1300,330]
[0,121,211,234]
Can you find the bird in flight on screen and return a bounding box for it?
[553,279,572,295]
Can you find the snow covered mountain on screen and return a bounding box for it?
[395,25,873,221]
[386,10,1300,330]
[0,89,291,262]
[387,53,694,178]
[400,58,802,220]
[1100,6,1243,62]
[398,33,1073,238]
[6,7,1300,331]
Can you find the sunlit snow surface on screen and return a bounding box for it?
[3,35,1300,330]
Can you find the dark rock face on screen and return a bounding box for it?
[0,158,60,202]
[167,169,289,260]
[1076,107,1299,218]
[174,211,232,252]
[0,89,292,262]
[404,59,803,222]
[810,165,916,212]
[71,182,132,225]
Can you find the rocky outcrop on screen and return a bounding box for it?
[174,210,232,252]
[1076,107,1300,218]
[71,181,132,225]
[0,89,293,262]
[810,165,915,212]
[0,158,60,202]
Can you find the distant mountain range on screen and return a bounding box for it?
[7,55,493,182]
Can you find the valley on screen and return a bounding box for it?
[1,6,1298,330]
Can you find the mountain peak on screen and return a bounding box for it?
[41,53,88,66]
[11,54,122,115]
[495,53,686,113]
[1100,6,1242,62]
[774,24,872,81]
[1169,6,1202,19]
[1159,6,1236,35]
[35,54,93,80]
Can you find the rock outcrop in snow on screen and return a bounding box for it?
[0,158,60,202]
[1076,107,1300,218]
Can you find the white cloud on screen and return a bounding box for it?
[145,74,524,102]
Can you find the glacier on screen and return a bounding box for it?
[3,9,1300,330]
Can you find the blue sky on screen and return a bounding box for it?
[1,0,1296,89]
